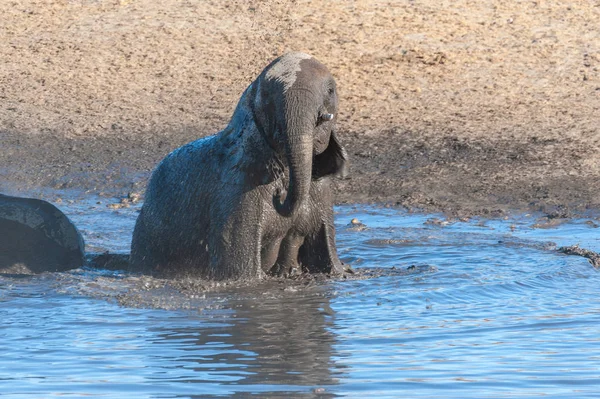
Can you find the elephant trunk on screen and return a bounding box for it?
[274,90,315,217]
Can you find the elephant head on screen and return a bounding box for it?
[248,52,348,217]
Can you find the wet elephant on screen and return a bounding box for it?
[0,194,85,274]
[130,52,349,280]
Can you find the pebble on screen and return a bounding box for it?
[347,218,367,231]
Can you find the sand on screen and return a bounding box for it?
[1,0,599,216]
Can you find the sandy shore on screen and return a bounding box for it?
[1,0,599,217]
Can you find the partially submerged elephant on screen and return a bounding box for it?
[0,194,85,274]
[131,52,349,279]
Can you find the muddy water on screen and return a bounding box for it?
[1,194,600,398]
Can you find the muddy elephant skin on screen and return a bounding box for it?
[0,194,85,274]
[130,52,348,280]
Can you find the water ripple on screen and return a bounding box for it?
[1,202,600,398]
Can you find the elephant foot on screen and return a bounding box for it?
[270,259,352,279]
[333,261,349,276]
[269,262,302,278]
[322,259,349,276]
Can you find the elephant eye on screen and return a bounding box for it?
[328,86,335,95]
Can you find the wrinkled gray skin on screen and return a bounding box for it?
[130,52,348,280]
[0,194,85,274]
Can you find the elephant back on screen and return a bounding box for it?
[0,194,85,274]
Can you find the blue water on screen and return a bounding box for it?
[1,196,600,398]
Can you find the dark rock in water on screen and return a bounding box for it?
[558,244,600,268]
[0,194,85,274]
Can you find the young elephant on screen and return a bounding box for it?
[130,52,348,280]
[0,194,85,274]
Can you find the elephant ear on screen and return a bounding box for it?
[244,80,285,186]
[248,80,275,141]
[312,131,348,180]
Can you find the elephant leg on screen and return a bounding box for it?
[270,233,305,277]
[297,181,344,275]
[261,239,282,275]
[207,195,266,280]
[296,180,345,275]
[299,217,345,275]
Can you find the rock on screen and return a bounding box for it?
[127,192,141,203]
[424,217,450,226]
[558,244,600,268]
[0,194,85,274]
[346,218,367,231]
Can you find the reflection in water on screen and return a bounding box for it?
[0,272,345,398]
[149,285,343,397]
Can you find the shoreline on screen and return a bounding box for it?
[2,127,598,220]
